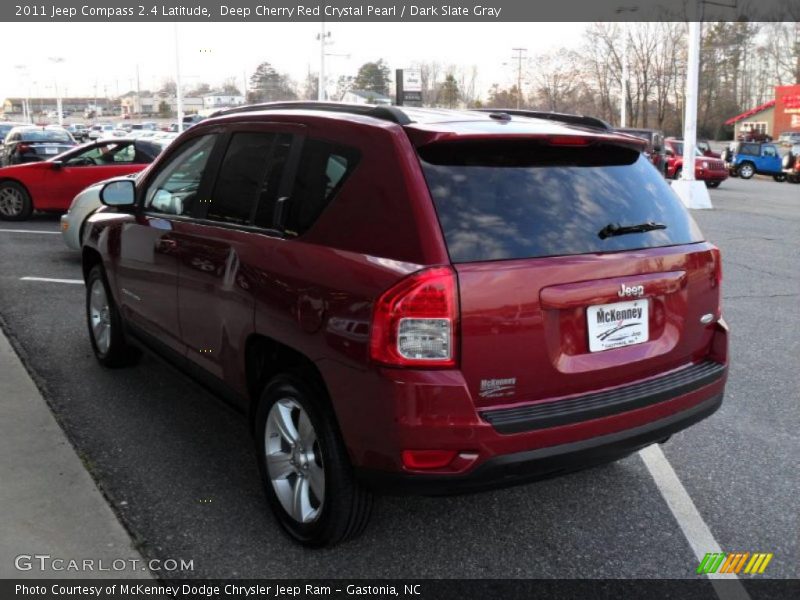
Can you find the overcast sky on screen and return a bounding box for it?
[0,22,586,101]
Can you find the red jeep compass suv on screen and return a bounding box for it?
[81,103,728,547]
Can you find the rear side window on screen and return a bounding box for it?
[208,132,276,225]
[283,139,359,237]
[739,143,759,156]
[420,141,704,263]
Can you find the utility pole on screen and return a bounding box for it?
[317,22,331,101]
[511,48,527,109]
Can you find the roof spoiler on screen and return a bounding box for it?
[471,109,611,131]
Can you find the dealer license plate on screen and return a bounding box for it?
[586,299,649,352]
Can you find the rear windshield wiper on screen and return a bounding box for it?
[598,221,667,239]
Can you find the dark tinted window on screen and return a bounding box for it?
[739,143,759,156]
[20,129,72,142]
[420,141,704,263]
[208,132,276,225]
[283,139,359,236]
[253,134,293,229]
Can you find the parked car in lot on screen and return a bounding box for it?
[695,139,720,158]
[87,124,116,141]
[737,130,772,142]
[0,126,76,167]
[777,131,800,147]
[612,127,667,176]
[782,144,800,184]
[82,102,728,547]
[60,140,169,246]
[0,121,27,145]
[0,138,162,220]
[65,123,91,142]
[722,141,786,181]
[664,138,728,188]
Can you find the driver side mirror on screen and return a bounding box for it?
[50,160,63,170]
[100,180,136,207]
[665,149,674,157]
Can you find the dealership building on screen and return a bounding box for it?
[725,84,800,139]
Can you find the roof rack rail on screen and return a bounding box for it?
[209,101,413,125]
[471,108,611,131]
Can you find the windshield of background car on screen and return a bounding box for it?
[670,142,703,157]
[419,140,704,263]
[20,129,73,142]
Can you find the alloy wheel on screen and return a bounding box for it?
[88,279,112,354]
[0,186,23,217]
[264,398,325,524]
[740,164,754,178]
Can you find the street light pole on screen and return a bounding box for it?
[48,57,65,125]
[174,24,184,132]
[672,0,712,210]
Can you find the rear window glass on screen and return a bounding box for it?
[20,129,72,142]
[420,141,704,263]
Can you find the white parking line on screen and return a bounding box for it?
[20,277,83,285]
[0,229,60,234]
[640,444,750,600]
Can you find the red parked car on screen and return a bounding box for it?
[664,138,728,188]
[0,139,163,220]
[82,103,728,547]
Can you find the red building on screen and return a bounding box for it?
[726,84,800,139]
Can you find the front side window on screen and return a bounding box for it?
[762,146,777,157]
[67,142,135,166]
[145,134,216,216]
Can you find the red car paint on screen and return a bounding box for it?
[0,139,158,215]
[83,106,727,492]
[665,138,728,185]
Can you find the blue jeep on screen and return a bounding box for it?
[723,141,786,182]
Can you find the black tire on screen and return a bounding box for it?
[255,374,372,547]
[0,180,33,221]
[673,167,682,180]
[789,174,800,184]
[772,174,786,183]
[738,162,755,179]
[706,181,721,188]
[85,264,134,368]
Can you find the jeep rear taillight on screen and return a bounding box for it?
[370,267,458,368]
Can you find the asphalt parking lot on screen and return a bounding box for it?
[0,175,797,581]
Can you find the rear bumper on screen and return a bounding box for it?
[357,391,723,495]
